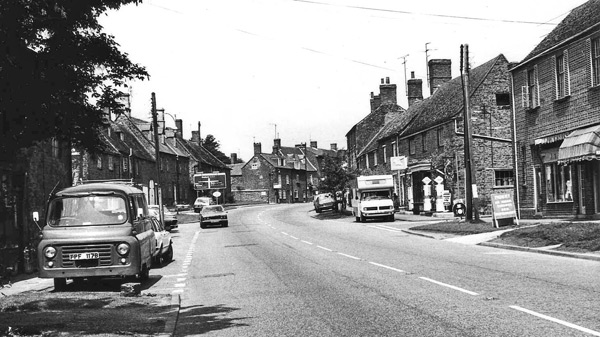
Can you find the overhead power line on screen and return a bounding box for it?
[292,0,559,26]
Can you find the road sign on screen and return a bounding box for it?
[194,173,227,190]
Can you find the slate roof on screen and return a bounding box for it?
[399,54,507,138]
[521,0,600,63]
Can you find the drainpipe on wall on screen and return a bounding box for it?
[510,72,521,218]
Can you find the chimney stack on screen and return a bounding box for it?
[370,92,381,113]
[310,141,317,148]
[379,77,397,105]
[428,59,452,95]
[254,142,262,155]
[330,143,337,151]
[175,119,183,138]
[230,153,238,164]
[272,138,281,154]
[407,71,423,107]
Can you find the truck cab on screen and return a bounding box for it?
[352,175,395,222]
[37,181,156,290]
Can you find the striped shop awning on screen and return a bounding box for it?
[557,124,600,164]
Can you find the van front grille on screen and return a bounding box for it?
[60,244,114,267]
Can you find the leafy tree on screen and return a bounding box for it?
[202,134,231,164]
[319,154,355,193]
[0,1,148,156]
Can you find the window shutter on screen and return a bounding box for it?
[521,86,530,108]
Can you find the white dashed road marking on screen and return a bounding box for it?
[419,277,479,296]
[337,252,361,260]
[369,261,405,273]
[510,306,600,336]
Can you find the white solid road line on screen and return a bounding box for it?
[367,225,402,233]
[419,277,479,296]
[510,305,600,336]
[369,261,405,273]
[337,252,361,260]
[301,240,313,245]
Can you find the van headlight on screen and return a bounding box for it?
[116,243,130,256]
[44,246,57,259]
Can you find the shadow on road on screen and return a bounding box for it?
[174,303,250,335]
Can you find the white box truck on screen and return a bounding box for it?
[352,175,395,222]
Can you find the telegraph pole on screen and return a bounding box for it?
[151,93,164,224]
[460,45,480,221]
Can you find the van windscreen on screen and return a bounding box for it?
[47,195,128,226]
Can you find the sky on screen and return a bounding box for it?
[99,0,588,162]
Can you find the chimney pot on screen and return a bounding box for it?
[381,78,384,84]
[411,71,415,79]
[386,77,390,84]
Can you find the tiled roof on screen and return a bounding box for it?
[228,163,244,176]
[113,115,156,161]
[521,0,600,63]
[178,139,229,170]
[399,54,507,138]
[357,104,410,157]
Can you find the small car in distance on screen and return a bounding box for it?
[148,205,178,231]
[199,205,228,228]
[194,197,212,213]
[149,217,173,264]
[314,193,336,213]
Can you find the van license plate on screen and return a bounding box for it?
[69,252,99,260]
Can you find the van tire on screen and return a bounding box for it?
[360,214,366,223]
[355,216,360,222]
[163,244,173,263]
[54,278,67,291]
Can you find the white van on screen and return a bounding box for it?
[352,175,395,222]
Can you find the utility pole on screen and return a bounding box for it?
[151,93,164,225]
[460,45,480,222]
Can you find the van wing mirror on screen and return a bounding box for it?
[137,208,144,219]
[32,211,39,222]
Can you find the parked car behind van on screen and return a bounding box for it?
[37,181,156,290]
[148,204,178,231]
[194,197,212,212]
[314,193,336,213]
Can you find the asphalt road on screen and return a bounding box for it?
[166,204,600,337]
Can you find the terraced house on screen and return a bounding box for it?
[510,0,600,219]
[350,55,515,215]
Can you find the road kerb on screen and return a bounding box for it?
[479,242,600,262]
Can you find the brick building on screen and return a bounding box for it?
[510,0,600,219]
[351,56,514,215]
[346,77,405,170]
[238,141,313,204]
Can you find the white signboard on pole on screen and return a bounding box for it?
[390,156,407,170]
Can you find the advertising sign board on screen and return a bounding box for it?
[194,173,227,190]
[490,193,518,227]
